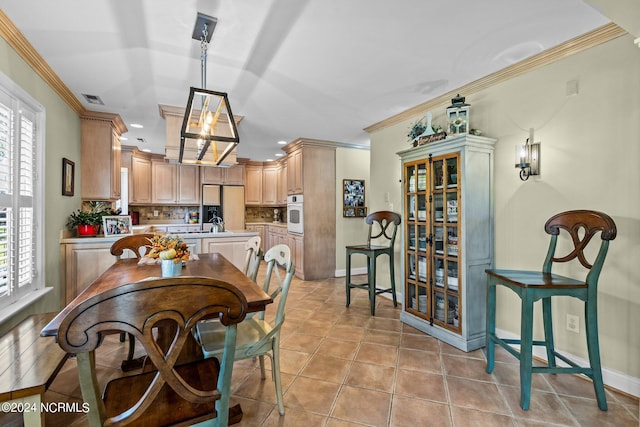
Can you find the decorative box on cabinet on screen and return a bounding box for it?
[397,134,495,352]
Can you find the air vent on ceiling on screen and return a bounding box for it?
[136,138,147,144]
[82,94,104,105]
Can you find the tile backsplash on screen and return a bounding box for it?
[245,206,286,223]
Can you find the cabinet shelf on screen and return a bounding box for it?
[398,134,495,352]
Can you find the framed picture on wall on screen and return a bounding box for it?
[62,158,75,196]
[343,179,367,217]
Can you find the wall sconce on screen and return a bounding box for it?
[515,128,540,181]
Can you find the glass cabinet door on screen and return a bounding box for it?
[404,160,430,318]
[429,153,461,331]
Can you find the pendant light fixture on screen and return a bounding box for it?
[179,13,239,166]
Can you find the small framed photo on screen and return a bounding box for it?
[102,215,133,236]
[62,158,74,196]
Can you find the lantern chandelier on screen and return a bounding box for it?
[179,13,239,166]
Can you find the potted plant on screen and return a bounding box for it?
[66,202,112,236]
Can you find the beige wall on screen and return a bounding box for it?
[0,37,81,333]
[369,35,640,380]
[335,147,370,273]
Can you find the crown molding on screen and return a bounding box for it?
[0,9,85,115]
[364,23,628,134]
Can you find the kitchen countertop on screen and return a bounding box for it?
[60,229,258,244]
[246,221,287,227]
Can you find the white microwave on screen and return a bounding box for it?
[287,194,304,235]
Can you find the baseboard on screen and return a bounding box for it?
[496,327,640,399]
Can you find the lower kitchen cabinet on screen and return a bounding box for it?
[246,224,266,251]
[201,236,255,271]
[62,242,115,304]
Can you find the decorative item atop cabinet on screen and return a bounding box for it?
[80,111,127,201]
[397,133,495,351]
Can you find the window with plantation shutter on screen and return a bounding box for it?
[0,72,44,312]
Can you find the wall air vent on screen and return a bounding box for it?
[82,94,104,105]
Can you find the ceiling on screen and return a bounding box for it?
[0,1,611,161]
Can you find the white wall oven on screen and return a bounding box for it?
[287,194,304,234]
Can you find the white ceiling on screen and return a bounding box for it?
[0,0,609,161]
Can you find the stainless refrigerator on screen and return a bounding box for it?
[202,185,245,231]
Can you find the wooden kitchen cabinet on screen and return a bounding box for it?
[262,165,279,205]
[177,164,200,204]
[62,242,116,304]
[282,139,336,280]
[201,164,245,185]
[151,161,176,204]
[81,111,127,201]
[151,161,200,205]
[131,154,152,204]
[245,164,263,205]
[245,224,266,252]
[277,162,288,204]
[286,149,303,195]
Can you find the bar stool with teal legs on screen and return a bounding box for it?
[485,210,616,411]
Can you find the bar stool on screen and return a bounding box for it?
[345,211,401,316]
[485,210,616,411]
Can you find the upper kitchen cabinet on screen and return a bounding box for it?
[151,160,200,205]
[121,146,154,204]
[286,149,303,195]
[244,161,285,206]
[200,163,245,185]
[245,163,263,205]
[277,161,287,205]
[80,111,127,201]
[262,164,279,205]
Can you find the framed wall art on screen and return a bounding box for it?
[62,158,75,196]
[343,179,367,217]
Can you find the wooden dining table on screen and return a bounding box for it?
[41,252,272,425]
[42,252,273,338]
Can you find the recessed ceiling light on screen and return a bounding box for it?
[130,123,144,129]
[120,136,128,141]
[141,148,151,153]
[266,158,274,162]
[275,153,283,157]
[277,140,287,145]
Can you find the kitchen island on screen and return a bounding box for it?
[60,229,258,306]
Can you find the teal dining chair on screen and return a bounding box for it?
[485,210,617,411]
[345,211,401,315]
[194,244,295,416]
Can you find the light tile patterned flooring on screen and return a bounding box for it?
[3,271,638,426]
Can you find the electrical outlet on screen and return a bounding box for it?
[566,314,579,334]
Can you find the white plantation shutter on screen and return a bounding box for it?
[0,75,43,310]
